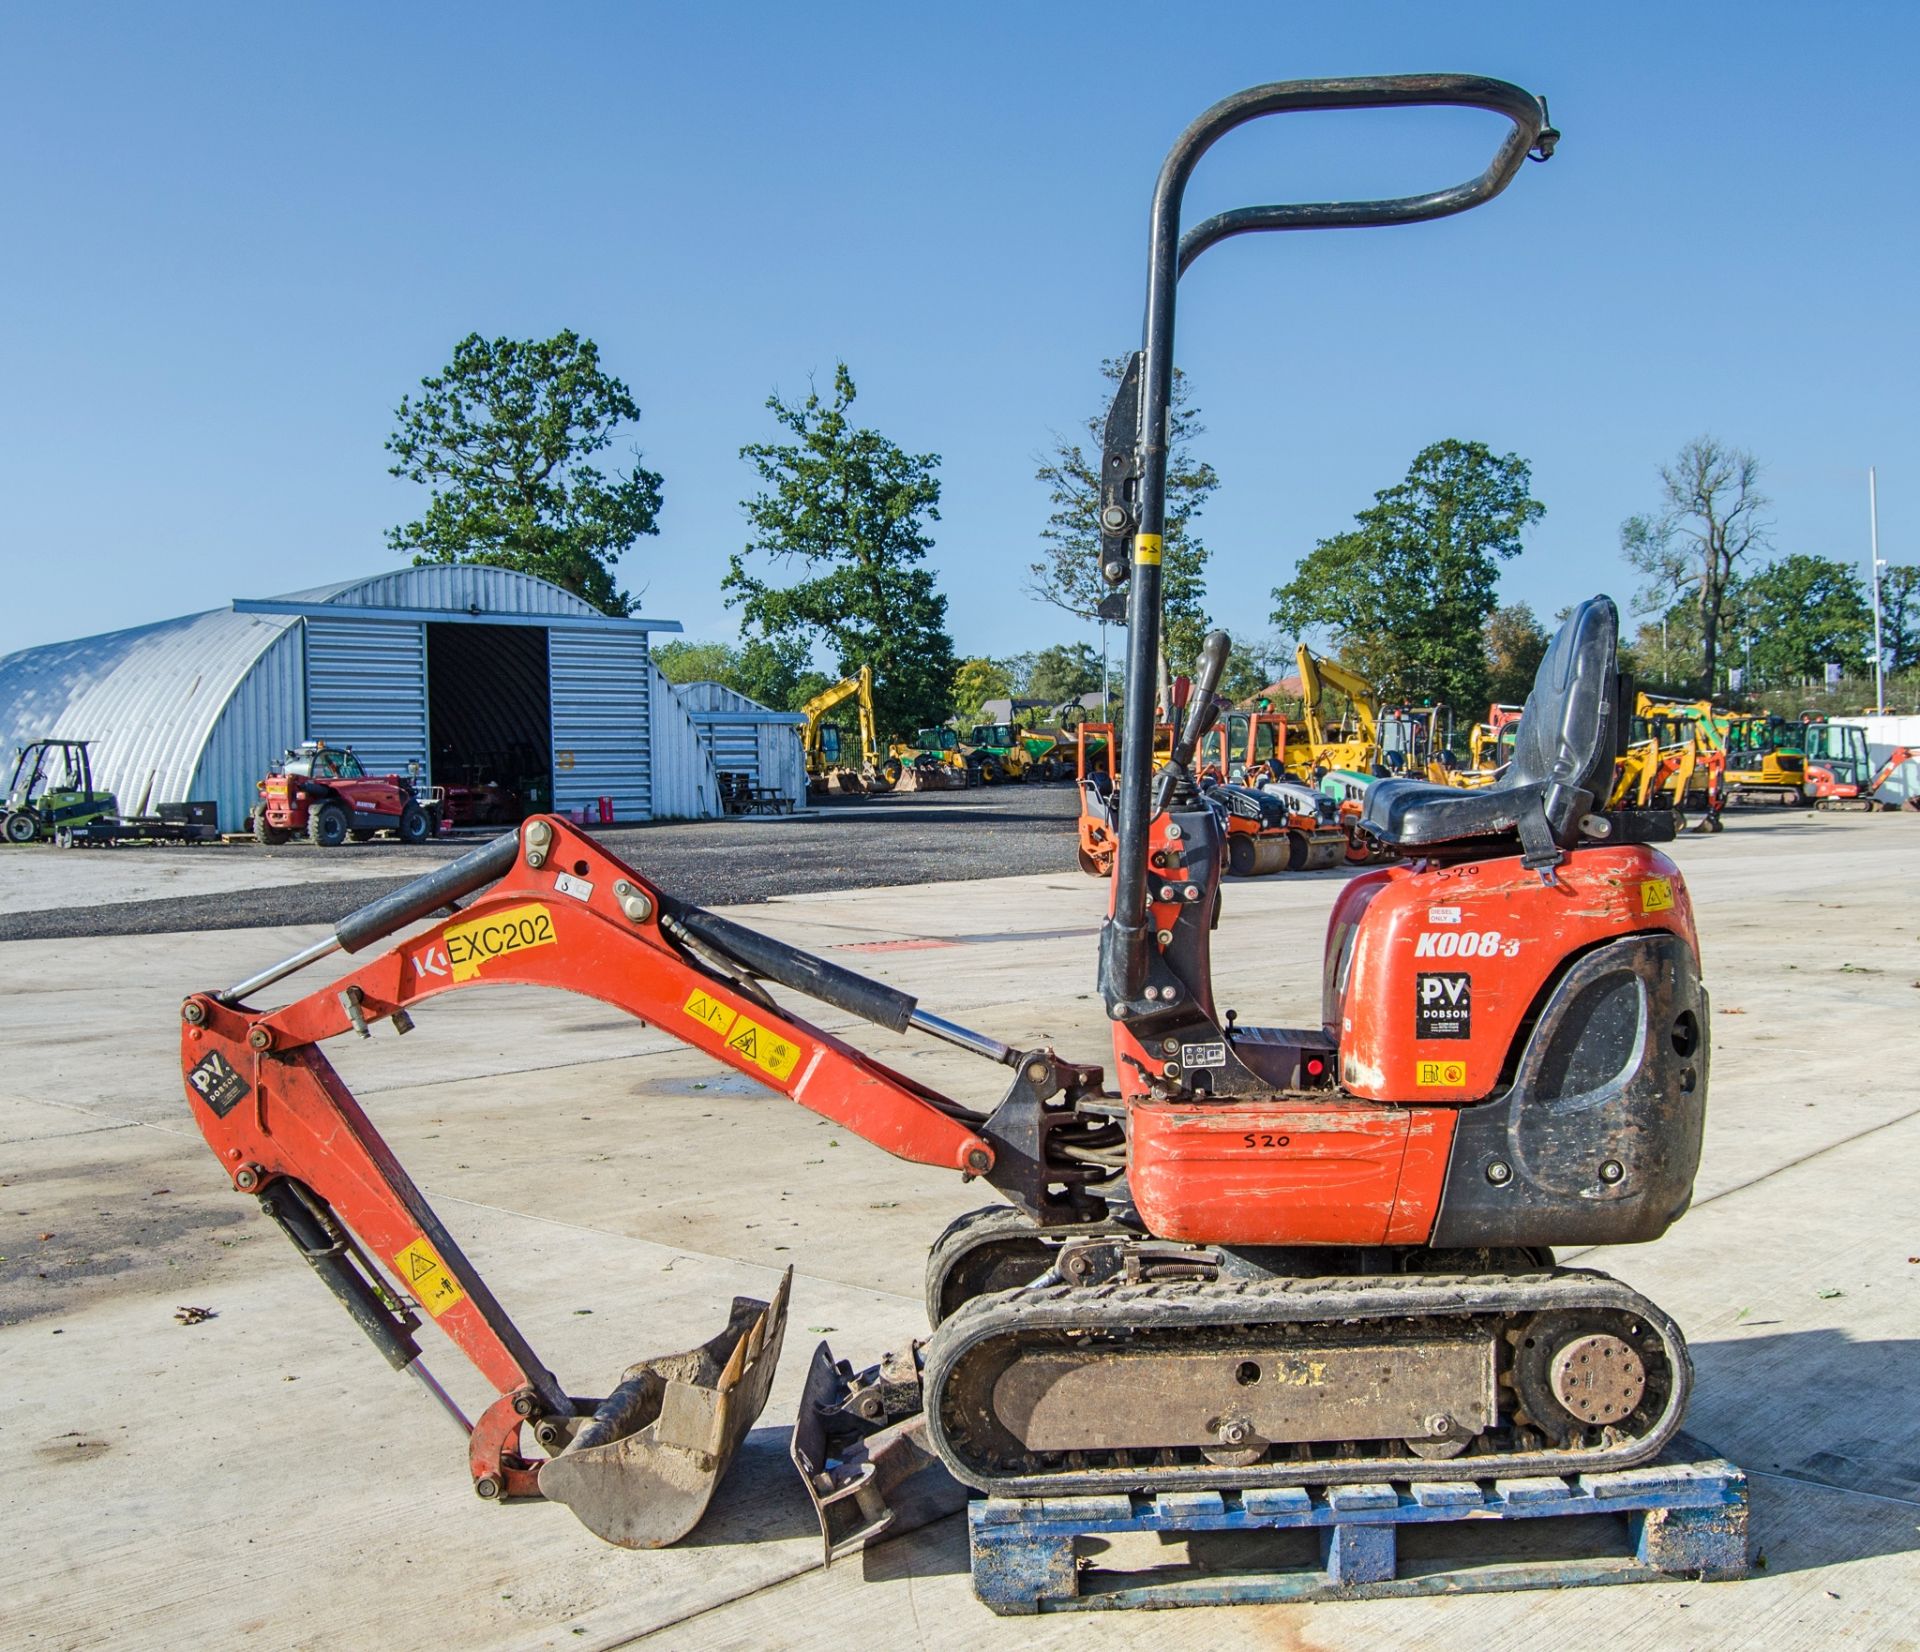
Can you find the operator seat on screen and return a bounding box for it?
[1358,595,1620,866]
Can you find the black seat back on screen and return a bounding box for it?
[1506,595,1619,800]
[1497,594,1619,847]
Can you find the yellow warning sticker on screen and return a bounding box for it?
[442,903,557,983]
[1134,533,1164,566]
[1416,1059,1469,1088]
[722,1013,804,1082]
[1640,877,1675,913]
[682,987,738,1036]
[393,1236,466,1318]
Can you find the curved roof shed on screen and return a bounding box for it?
[0,565,699,831]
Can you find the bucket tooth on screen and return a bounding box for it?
[790,1340,968,1565]
[538,1267,790,1549]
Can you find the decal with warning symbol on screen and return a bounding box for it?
[393,1236,466,1318]
[1639,877,1675,913]
[1415,1059,1469,1088]
[682,988,804,1081]
[724,1013,803,1081]
[682,987,737,1034]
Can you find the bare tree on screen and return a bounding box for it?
[1030,359,1217,667]
[1620,437,1769,693]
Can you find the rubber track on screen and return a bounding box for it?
[923,1267,1692,1497]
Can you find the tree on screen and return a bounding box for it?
[1029,358,1219,669]
[952,657,1016,725]
[1218,634,1290,706]
[1620,437,1769,695]
[1271,440,1545,712]
[1484,603,1550,705]
[1728,554,1872,685]
[1023,642,1103,708]
[1880,564,1920,674]
[653,634,818,709]
[725,364,957,737]
[385,330,662,614]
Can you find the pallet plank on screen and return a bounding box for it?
[966,1451,1749,1615]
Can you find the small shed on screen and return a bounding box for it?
[674,682,808,808]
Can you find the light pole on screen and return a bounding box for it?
[1869,466,1886,714]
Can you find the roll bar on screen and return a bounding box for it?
[1103,74,1556,1011]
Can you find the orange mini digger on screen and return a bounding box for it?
[180,73,1709,1562]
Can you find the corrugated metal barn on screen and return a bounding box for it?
[0,565,725,831]
[675,681,808,805]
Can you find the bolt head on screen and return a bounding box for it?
[181,1001,206,1025]
[1426,1413,1454,1437]
[1219,1420,1251,1446]
[1598,1159,1625,1184]
[247,1026,272,1050]
[234,1168,259,1192]
[474,1476,501,1500]
[526,851,545,870]
[513,1392,538,1417]
[1025,1060,1049,1082]
[1486,1159,1513,1186]
[965,1148,992,1173]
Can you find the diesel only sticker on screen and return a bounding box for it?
[186,1049,250,1118]
[1416,972,1472,1039]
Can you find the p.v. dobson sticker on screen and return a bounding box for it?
[1416,971,1472,1040]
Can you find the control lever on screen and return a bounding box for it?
[1168,630,1232,773]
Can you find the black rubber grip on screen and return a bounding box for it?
[334,830,520,954]
[659,895,917,1034]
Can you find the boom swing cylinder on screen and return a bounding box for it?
[180,73,1713,1558]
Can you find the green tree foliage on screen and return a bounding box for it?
[1728,554,1873,684]
[1271,440,1544,712]
[653,634,817,709]
[1025,642,1105,708]
[1218,635,1291,706]
[1030,358,1219,669]
[1880,564,1920,673]
[952,657,1016,725]
[1484,602,1550,706]
[725,364,956,737]
[1620,437,1769,694]
[385,331,662,615]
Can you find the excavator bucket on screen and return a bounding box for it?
[538,1269,791,1548]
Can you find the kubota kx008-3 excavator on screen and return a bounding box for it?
[180,75,1710,1563]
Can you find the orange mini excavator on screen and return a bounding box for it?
[181,74,1709,1562]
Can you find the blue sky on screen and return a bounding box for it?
[2,3,1914,665]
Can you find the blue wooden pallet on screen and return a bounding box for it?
[968,1443,1748,1614]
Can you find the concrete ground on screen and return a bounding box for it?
[3,808,1916,1650]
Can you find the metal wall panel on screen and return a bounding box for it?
[0,608,299,829]
[675,680,807,808]
[550,629,654,821]
[190,622,307,830]
[303,616,430,777]
[277,564,609,620]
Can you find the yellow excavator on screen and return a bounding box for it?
[1288,644,1379,775]
[800,668,900,796]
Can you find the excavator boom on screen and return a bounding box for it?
[179,816,1103,1548]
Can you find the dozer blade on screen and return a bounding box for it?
[538,1268,791,1548]
[790,1340,968,1565]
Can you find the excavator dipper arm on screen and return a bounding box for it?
[177,815,1082,1546]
